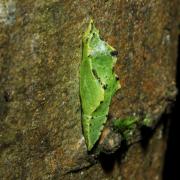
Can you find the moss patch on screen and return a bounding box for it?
[113,116,138,140]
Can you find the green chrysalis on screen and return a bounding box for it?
[80,19,120,151]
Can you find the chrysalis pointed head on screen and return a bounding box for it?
[83,19,99,45]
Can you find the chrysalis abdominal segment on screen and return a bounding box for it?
[80,19,120,151]
[83,114,108,119]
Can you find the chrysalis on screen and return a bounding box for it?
[80,19,120,151]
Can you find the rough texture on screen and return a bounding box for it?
[0,0,179,179]
[66,124,167,180]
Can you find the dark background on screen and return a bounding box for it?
[163,36,180,180]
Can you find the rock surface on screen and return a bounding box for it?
[0,0,179,179]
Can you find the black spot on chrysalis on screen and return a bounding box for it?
[115,76,119,81]
[92,69,99,79]
[92,69,104,87]
[103,84,108,90]
[110,51,118,56]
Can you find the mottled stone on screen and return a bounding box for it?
[0,0,179,179]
